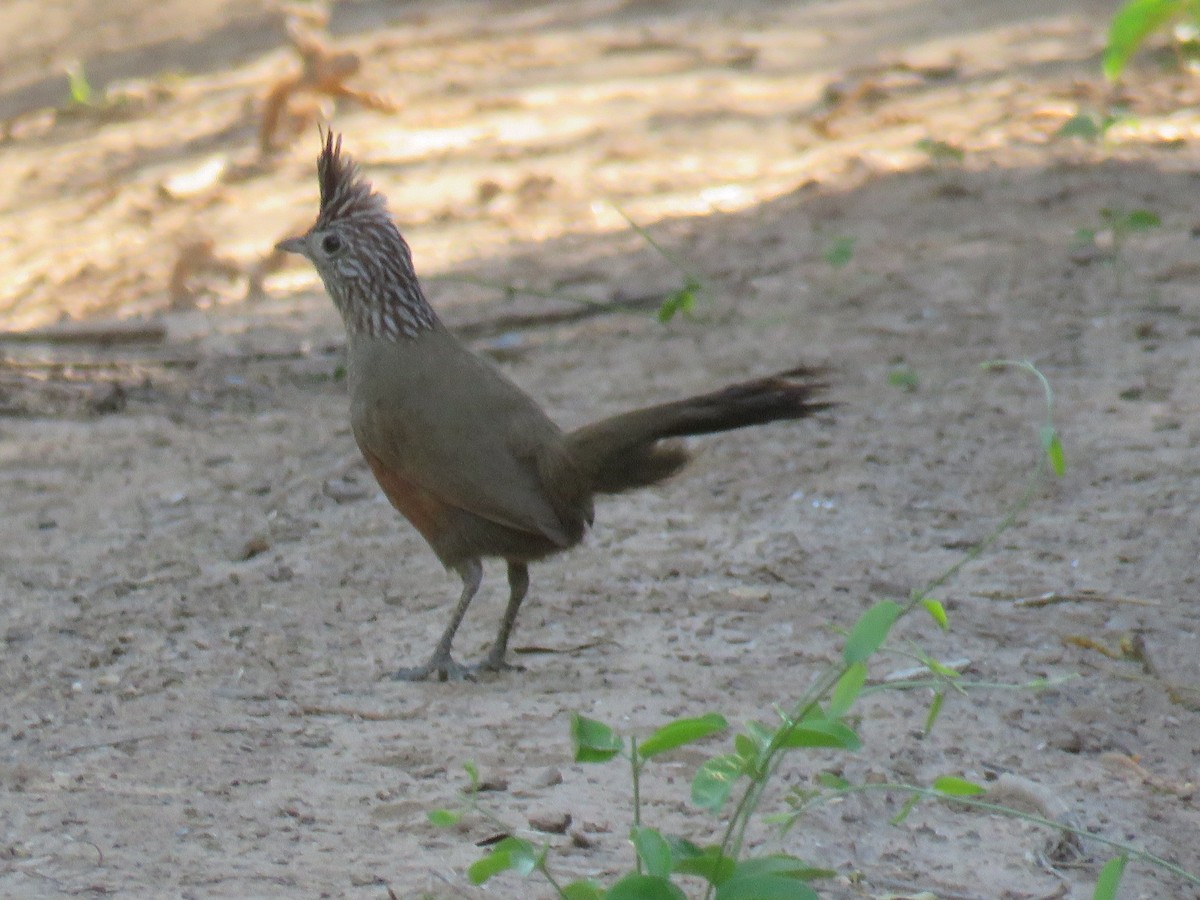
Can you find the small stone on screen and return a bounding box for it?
[531,767,563,788]
[472,777,508,793]
[527,809,571,834]
[323,476,372,503]
[728,586,770,603]
[266,565,294,583]
[1047,729,1084,754]
[237,535,271,561]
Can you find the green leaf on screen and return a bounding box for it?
[670,841,737,884]
[463,760,479,786]
[775,717,860,751]
[745,720,774,751]
[658,279,699,322]
[426,809,461,827]
[1039,425,1066,477]
[604,874,687,900]
[923,689,945,734]
[932,775,986,796]
[915,137,965,162]
[843,600,902,663]
[1055,112,1104,141]
[824,236,856,269]
[889,793,921,825]
[921,596,949,630]
[1093,854,1128,900]
[1125,208,1161,230]
[733,733,761,769]
[563,880,605,900]
[631,827,673,878]
[728,855,832,880]
[816,771,850,790]
[571,713,623,763]
[715,875,820,900]
[467,836,538,884]
[639,714,727,758]
[1103,0,1185,80]
[65,62,93,106]
[692,753,744,811]
[887,364,919,391]
[828,663,867,718]
[924,657,963,678]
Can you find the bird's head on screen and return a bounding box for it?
[277,129,438,339]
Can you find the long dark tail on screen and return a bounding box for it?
[566,366,833,494]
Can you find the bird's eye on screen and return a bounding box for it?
[321,234,342,254]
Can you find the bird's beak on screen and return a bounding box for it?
[275,235,308,255]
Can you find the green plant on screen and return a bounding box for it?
[1074,207,1162,294]
[613,205,713,323]
[822,236,856,271]
[886,363,918,391]
[915,137,964,163]
[65,62,94,107]
[1104,0,1200,80]
[61,60,135,117]
[1053,109,1136,143]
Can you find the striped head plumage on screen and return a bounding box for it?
[277,130,439,340]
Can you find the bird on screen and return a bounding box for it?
[277,131,832,681]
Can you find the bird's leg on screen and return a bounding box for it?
[392,558,483,682]
[475,561,529,673]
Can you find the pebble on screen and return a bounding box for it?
[527,809,572,834]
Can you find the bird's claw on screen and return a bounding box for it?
[390,650,526,682]
[390,655,475,683]
[471,655,525,676]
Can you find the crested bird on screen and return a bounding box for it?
[278,131,831,681]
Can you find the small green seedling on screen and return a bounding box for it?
[66,62,94,107]
[887,364,919,392]
[657,277,702,323]
[915,137,965,163]
[612,204,713,324]
[1075,207,1161,294]
[823,236,856,270]
[1054,110,1133,143]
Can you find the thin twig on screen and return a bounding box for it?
[293,703,428,720]
[0,321,167,345]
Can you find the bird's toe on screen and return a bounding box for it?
[390,655,475,683]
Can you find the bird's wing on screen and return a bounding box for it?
[348,331,589,548]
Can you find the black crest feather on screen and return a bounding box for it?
[315,128,385,228]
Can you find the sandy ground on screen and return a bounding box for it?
[2,0,1199,897]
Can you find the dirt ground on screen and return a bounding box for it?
[2,0,1199,897]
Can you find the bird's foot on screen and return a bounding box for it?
[470,652,525,676]
[390,653,474,683]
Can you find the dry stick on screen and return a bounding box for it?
[0,290,665,375]
[425,274,612,310]
[0,357,194,372]
[1010,589,1161,608]
[0,321,167,345]
[840,879,988,900]
[56,731,176,757]
[264,447,364,511]
[292,702,429,720]
[449,289,667,340]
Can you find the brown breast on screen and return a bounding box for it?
[361,448,453,550]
